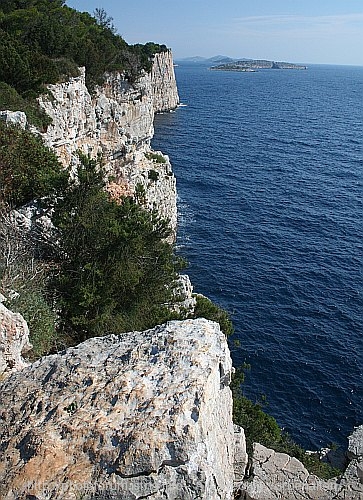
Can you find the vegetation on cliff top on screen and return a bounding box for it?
[0,129,185,352]
[0,0,167,126]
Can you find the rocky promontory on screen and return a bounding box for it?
[1,36,362,499]
[0,319,244,500]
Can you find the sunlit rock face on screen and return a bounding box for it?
[0,319,237,500]
[0,297,32,378]
[152,50,179,112]
[37,51,179,233]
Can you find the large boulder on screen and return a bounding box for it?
[0,110,27,129]
[0,318,238,500]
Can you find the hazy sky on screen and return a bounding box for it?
[66,0,363,66]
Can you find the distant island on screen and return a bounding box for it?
[210,59,307,71]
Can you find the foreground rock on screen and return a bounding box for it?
[0,318,240,500]
[0,296,32,377]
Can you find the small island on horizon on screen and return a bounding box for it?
[210,59,308,72]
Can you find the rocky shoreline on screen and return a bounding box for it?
[0,51,362,499]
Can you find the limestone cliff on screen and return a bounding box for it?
[2,46,363,500]
[37,50,179,234]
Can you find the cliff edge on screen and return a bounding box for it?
[1,47,362,500]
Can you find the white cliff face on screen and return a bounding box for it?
[36,51,179,232]
[0,319,236,500]
[152,51,179,112]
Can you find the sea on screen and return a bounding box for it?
[152,63,363,451]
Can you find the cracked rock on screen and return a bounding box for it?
[0,319,235,499]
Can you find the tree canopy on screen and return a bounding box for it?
[52,155,183,343]
[0,0,168,125]
[0,120,67,207]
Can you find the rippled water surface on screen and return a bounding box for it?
[152,64,363,449]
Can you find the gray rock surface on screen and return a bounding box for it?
[0,110,27,129]
[0,319,236,500]
[172,274,197,314]
[348,425,363,459]
[240,441,363,500]
[0,298,32,377]
[234,425,248,489]
[152,51,179,112]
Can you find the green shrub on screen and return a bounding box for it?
[145,152,166,164]
[134,183,146,205]
[52,154,183,343]
[0,121,68,207]
[0,82,51,128]
[192,294,234,336]
[148,169,159,182]
[10,289,58,359]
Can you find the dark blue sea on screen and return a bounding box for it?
[152,63,363,451]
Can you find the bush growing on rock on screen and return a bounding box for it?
[192,295,234,336]
[0,121,67,207]
[52,154,184,343]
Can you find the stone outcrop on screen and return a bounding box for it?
[239,438,363,500]
[0,318,240,500]
[348,424,363,460]
[152,51,179,112]
[172,274,197,314]
[0,295,32,377]
[0,110,27,129]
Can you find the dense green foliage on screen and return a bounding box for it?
[192,294,234,336]
[0,0,167,126]
[231,368,341,479]
[52,155,183,343]
[0,82,52,129]
[10,286,58,359]
[0,121,68,207]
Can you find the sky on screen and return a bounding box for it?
[66,0,363,66]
